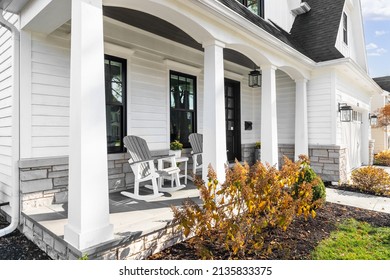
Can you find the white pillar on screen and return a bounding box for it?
[64,0,113,250]
[260,65,278,167]
[202,40,227,182]
[294,78,309,160]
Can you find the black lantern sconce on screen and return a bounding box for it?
[338,103,353,122]
[248,68,261,88]
[369,113,378,126]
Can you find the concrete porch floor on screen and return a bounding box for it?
[21,182,201,259]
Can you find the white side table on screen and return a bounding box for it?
[161,156,188,186]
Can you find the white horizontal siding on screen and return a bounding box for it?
[30,33,70,157]
[0,11,17,213]
[241,78,255,144]
[130,53,168,150]
[276,70,295,144]
[307,71,332,145]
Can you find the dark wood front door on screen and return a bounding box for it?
[225,79,241,163]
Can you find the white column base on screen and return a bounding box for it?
[64,223,114,251]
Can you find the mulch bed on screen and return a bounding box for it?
[0,216,50,260]
[1,201,390,260]
[148,202,390,260]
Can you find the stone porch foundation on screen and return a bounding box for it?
[20,213,187,260]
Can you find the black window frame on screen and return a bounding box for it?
[104,54,127,154]
[343,12,348,45]
[237,0,264,18]
[169,71,197,149]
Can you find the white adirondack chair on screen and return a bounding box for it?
[188,133,203,180]
[121,135,185,201]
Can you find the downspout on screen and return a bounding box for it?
[0,10,21,237]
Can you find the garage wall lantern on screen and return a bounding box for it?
[369,113,378,126]
[338,103,353,122]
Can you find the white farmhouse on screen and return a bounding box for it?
[0,0,383,259]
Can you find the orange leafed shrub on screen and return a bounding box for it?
[171,156,325,259]
[374,150,390,166]
[350,166,390,196]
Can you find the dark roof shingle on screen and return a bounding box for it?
[219,0,346,62]
[374,76,390,92]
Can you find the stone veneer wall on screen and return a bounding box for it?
[241,143,348,183]
[19,149,193,210]
[21,213,187,260]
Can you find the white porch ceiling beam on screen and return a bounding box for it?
[64,0,113,251]
[20,0,70,34]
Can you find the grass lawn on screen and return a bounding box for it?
[312,218,390,260]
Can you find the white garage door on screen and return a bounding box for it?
[342,112,362,170]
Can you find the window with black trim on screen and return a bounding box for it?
[104,55,127,153]
[343,12,348,45]
[170,71,197,148]
[237,0,264,18]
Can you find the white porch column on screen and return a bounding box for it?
[64,0,113,250]
[202,40,227,182]
[294,78,309,160]
[261,65,278,167]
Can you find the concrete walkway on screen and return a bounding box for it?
[326,187,390,214]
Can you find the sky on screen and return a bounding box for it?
[361,0,390,78]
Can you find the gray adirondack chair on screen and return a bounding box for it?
[188,133,203,180]
[121,135,185,201]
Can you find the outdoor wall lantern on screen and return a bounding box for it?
[248,68,261,88]
[369,114,378,126]
[338,103,353,122]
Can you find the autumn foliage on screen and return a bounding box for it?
[171,155,325,259]
[374,104,390,128]
[350,166,390,197]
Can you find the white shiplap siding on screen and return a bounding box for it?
[307,71,333,144]
[130,52,168,150]
[276,70,295,144]
[0,12,17,211]
[30,34,70,157]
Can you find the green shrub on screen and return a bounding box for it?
[350,166,390,196]
[292,155,326,203]
[172,156,324,259]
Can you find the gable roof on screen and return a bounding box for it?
[219,0,345,62]
[374,76,390,92]
[290,0,345,62]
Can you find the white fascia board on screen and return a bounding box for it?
[20,0,70,34]
[317,57,383,96]
[194,0,316,68]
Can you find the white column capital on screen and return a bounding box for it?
[202,39,226,49]
[260,64,277,72]
[294,78,308,84]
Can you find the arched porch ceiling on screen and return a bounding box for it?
[104,0,214,45]
[103,0,310,80]
[103,6,258,69]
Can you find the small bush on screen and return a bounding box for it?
[293,155,326,203]
[172,156,324,259]
[374,150,390,166]
[350,166,390,196]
